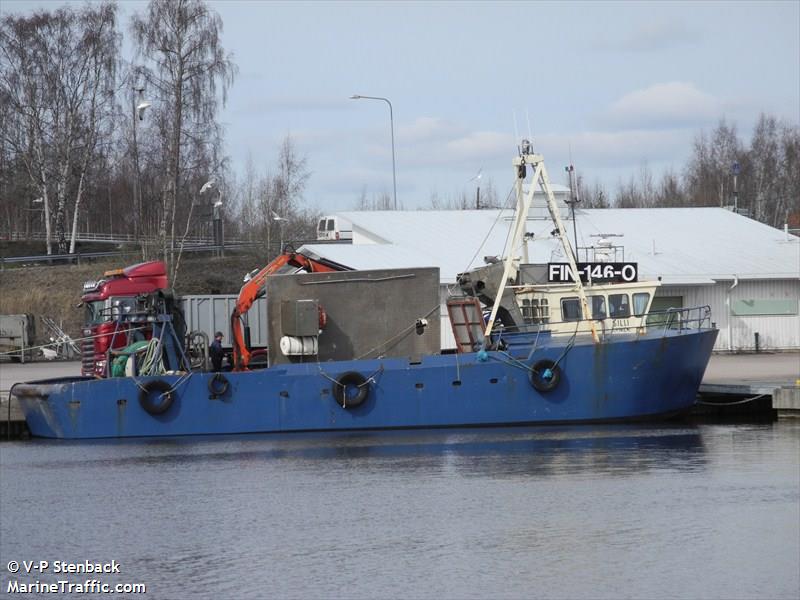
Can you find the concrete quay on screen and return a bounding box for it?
[698,351,800,418]
[0,360,80,438]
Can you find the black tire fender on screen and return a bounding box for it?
[334,371,370,408]
[208,372,230,398]
[138,379,175,415]
[529,359,561,393]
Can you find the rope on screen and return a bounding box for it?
[485,321,579,375]
[316,362,384,408]
[447,184,517,298]
[696,393,769,406]
[301,274,416,285]
[317,360,385,386]
[489,351,534,373]
[362,365,385,387]
[525,326,544,361]
[0,325,149,358]
[550,322,580,369]
[130,371,194,405]
[137,338,165,376]
[317,366,341,386]
[354,305,439,360]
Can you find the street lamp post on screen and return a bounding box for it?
[25,197,44,238]
[200,180,224,257]
[132,87,150,242]
[271,211,289,254]
[350,94,397,210]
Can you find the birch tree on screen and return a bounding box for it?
[130,0,236,281]
[0,3,119,254]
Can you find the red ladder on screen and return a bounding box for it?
[446,297,486,353]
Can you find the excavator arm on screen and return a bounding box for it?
[230,248,351,370]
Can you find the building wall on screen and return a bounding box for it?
[660,279,800,351]
[441,285,458,350]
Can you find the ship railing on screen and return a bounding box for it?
[505,305,713,340]
[648,305,713,335]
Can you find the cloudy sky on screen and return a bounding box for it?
[4,1,799,212]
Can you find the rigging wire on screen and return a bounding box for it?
[446,183,518,299]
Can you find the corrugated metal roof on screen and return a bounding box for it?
[301,207,800,285]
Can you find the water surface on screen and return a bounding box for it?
[1,422,798,599]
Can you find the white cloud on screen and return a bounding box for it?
[398,117,465,144]
[397,129,514,169]
[536,128,692,168]
[604,82,720,129]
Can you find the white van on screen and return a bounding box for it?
[316,216,353,241]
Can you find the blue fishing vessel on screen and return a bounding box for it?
[12,148,718,439]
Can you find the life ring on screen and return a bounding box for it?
[208,373,230,398]
[333,371,370,408]
[529,359,561,393]
[138,379,175,415]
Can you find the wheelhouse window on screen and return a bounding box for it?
[633,292,650,316]
[561,297,581,321]
[590,296,607,319]
[521,298,550,324]
[609,293,631,318]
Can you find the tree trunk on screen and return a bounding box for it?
[168,66,184,284]
[69,169,87,254]
[54,166,69,254]
[32,136,53,255]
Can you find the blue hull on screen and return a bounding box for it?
[14,329,718,439]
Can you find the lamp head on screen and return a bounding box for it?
[200,180,216,194]
[136,101,151,120]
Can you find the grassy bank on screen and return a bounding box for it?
[0,252,269,345]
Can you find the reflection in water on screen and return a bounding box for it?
[13,425,708,479]
[1,422,797,600]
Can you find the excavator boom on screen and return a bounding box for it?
[230,248,350,370]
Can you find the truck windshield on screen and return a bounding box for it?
[85,301,108,325]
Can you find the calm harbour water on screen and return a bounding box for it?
[1,421,798,599]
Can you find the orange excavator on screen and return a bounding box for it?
[230,246,351,370]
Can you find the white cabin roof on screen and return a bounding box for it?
[301,207,799,286]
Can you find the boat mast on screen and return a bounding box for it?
[483,143,599,343]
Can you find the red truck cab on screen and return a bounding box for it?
[80,261,168,377]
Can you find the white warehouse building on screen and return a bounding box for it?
[301,195,800,353]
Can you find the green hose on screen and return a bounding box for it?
[110,340,151,377]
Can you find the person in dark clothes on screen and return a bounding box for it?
[210,331,224,371]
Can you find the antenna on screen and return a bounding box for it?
[513,111,520,152]
[564,155,581,258]
[526,109,533,146]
